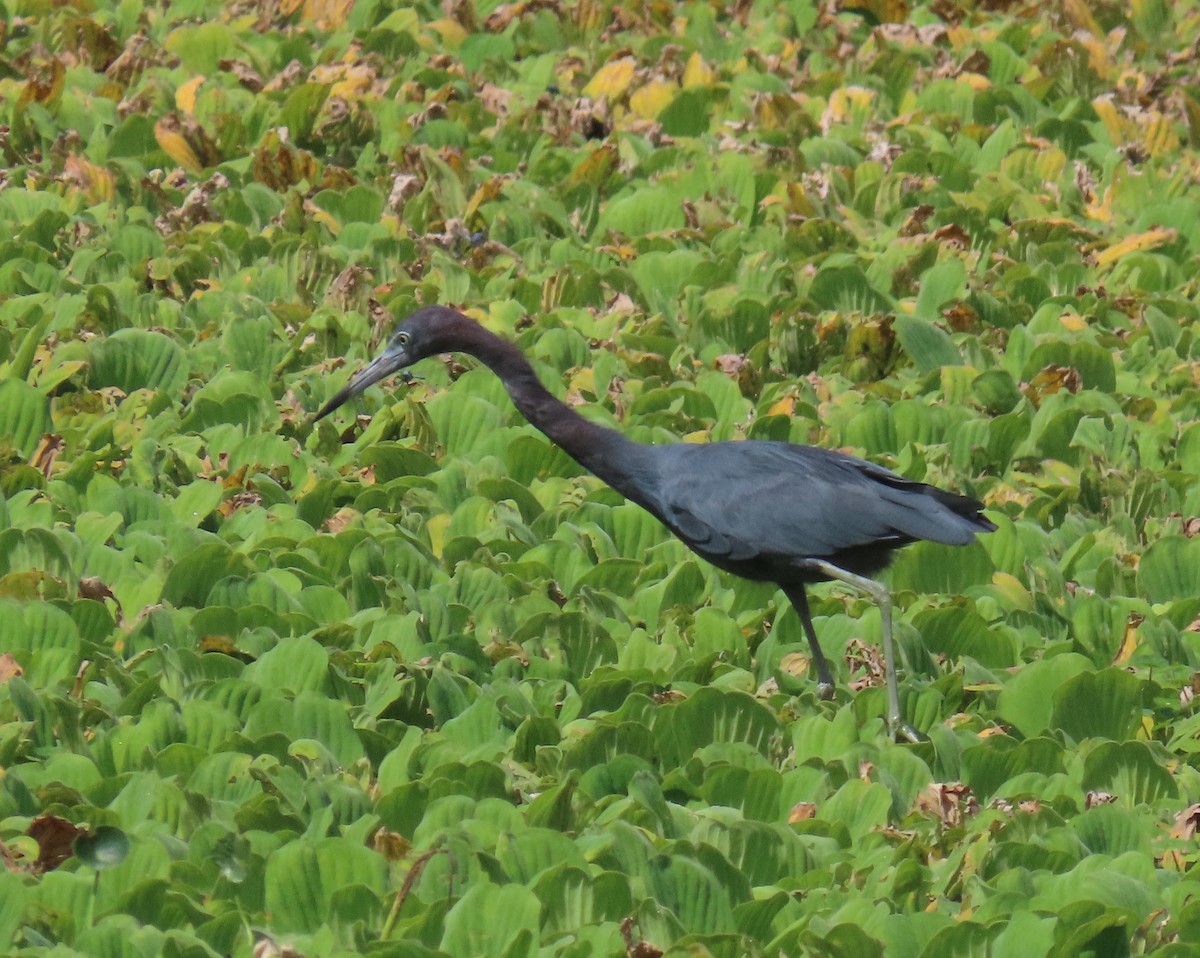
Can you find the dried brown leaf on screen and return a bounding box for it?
[372,828,412,860]
[0,653,23,684]
[1171,803,1200,840]
[789,802,818,823]
[28,815,84,873]
[916,782,978,827]
[1021,364,1082,407]
[220,58,265,92]
[30,434,65,479]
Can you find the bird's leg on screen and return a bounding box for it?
[800,559,924,744]
[782,585,836,700]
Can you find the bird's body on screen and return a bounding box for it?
[634,440,985,585]
[316,306,996,739]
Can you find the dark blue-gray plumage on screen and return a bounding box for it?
[316,305,996,740]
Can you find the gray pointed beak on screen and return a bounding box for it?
[314,346,415,421]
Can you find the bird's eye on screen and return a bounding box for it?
[396,331,411,346]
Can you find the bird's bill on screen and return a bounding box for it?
[313,346,414,421]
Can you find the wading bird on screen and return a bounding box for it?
[316,305,995,740]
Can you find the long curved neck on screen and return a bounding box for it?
[457,325,656,504]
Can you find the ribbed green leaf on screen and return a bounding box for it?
[89,328,188,394]
[0,378,51,457]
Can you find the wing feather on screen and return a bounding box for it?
[651,441,987,563]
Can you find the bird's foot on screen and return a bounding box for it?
[890,719,927,744]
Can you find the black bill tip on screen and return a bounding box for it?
[313,369,417,422]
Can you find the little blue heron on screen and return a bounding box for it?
[316,305,995,740]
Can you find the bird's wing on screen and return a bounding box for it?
[651,442,980,563]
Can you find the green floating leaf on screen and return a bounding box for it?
[182,369,274,431]
[599,187,688,236]
[279,82,331,145]
[703,765,782,821]
[818,779,892,839]
[535,865,631,937]
[915,258,967,322]
[919,922,1001,958]
[1050,668,1144,742]
[88,328,188,394]
[496,828,587,885]
[809,265,894,313]
[645,853,737,935]
[961,736,1064,800]
[1046,900,1130,958]
[893,314,962,374]
[73,826,130,870]
[972,369,1022,414]
[440,882,540,958]
[655,687,780,766]
[264,837,387,935]
[161,542,256,608]
[913,605,1016,668]
[1069,801,1157,856]
[996,654,1093,739]
[0,873,28,952]
[891,540,995,596]
[0,378,52,458]
[1137,536,1200,602]
[658,88,712,137]
[264,841,324,934]
[1081,740,1177,806]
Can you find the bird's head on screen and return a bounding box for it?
[313,305,470,421]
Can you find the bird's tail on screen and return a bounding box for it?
[872,474,996,545]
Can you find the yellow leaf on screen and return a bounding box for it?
[584,56,637,100]
[1063,0,1102,36]
[330,64,375,100]
[568,368,595,394]
[296,0,353,29]
[629,79,676,119]
[958,73,991,93]
[310,207,341,235]
[154,119,204,174]
[1092,95,1134,145]
[682,52,716,88]
[18,57,64,107]
[426,513,450,558]
[1113,614,1144,665]
[1085,187,1114,224]
[464,176,504,223]
[826,85,875,123]
[946,26,974,50]
[566,143,617,188]
[1142,112,1179,157]
[1074,33,1112,77]
[428,18,468,49]
[175,75,205,114]
[778,651,810,677]
[839,0,908,24]
[767,396,796,417]
[62,154,116,203]
[1059,311,1087,332]
[1094,228,1176,267]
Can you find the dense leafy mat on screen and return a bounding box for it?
[2,0,1200,954]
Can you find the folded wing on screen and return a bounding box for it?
[651,441,992,566]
